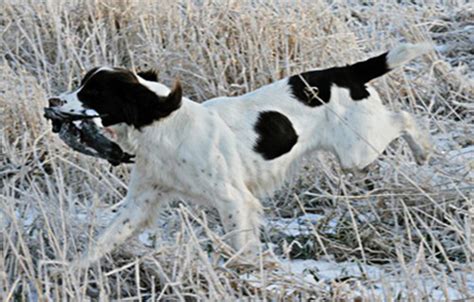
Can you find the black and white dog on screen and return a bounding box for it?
[49,43,432,266]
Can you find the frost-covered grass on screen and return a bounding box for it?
[1,0,473,300]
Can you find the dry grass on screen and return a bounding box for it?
[1,0,473,300]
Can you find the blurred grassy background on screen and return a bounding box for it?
[1,0,473,300]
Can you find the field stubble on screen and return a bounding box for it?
[0,0,473,300]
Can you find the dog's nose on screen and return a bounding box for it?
[48,98,65,107]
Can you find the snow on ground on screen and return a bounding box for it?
[234,253,474,300]
[7,129,471,300]
[261,207,474,300]
[5,138,471,298]
[266,213,338,237]
[276,258,474,300]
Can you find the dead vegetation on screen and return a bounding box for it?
[0,0,473,300]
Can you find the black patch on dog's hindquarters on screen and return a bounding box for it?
[288,52,389,106]
[254,111,298,160]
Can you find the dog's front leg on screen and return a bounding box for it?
[73,187,170,268]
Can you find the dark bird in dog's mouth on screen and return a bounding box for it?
[44,104,135,166]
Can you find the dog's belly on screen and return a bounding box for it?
[240,155,296,197]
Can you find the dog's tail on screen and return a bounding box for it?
[386,43,432,69]
[351,42,432,84]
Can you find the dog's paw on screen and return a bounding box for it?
[414,136,433,165]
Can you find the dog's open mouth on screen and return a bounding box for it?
[44,107,135,166]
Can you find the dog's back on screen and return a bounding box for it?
[203,43,432,195]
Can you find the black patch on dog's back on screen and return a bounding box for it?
[288,52,389,106]
[254,111,298,160]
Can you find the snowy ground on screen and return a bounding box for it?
[1,0,473,300]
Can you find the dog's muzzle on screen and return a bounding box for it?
[44,100,135,166]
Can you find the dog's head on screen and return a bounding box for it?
[47,67,182,130]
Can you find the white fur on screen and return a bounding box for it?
[54,43,432,266]
[386,43,432,69]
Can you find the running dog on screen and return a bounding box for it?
[47,43,432,266]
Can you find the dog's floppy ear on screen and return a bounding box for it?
[160,79,182,114]
[119,78,182,129]
[166,79,182,106]
[137,69,159,82]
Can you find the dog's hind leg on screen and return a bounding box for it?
[214,185,263,254]
[393,111,432,164]
[335,109,431,171]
